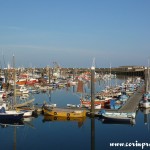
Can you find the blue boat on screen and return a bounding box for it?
[0,107,24,121]
[119,94,129,102]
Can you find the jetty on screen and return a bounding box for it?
[118,85,144,113]
[86,84,145,118]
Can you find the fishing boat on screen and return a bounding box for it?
[26,78,38,85]
[16,78,27,86]
[106,99,122,110]
[43,105,87,118]
[80,96,111,108]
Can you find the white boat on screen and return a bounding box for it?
[19,86,29,94]
[43,103,57,108]
[99,110,136,123]
[67,104,81,108]
[15,106,35,117]
[139,94,150,108]
[22,110,33,117]
[88,104,101,109]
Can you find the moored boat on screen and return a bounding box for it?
[139,92,150,108]
[43,106,87,118]
[0,107,24,120]
[80,97,111,108]
[99,109,136,124]
[16,78,27,86]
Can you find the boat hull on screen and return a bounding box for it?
[80,99,110,108]
[43,107,87,118]
[0,112,24,120]
[140,99,150,108]
[102,115,132,122]
[102,112,136,124]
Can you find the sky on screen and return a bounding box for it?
[0,0,150,68]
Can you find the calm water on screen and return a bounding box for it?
[1,78,150,150]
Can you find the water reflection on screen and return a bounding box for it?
[0,119,24,128]
[100,118,136,126]
[91,117,95,150]
[42,115,86,128]
[0,119,24,150]
[140,108,150,131]
[23,117,35,129]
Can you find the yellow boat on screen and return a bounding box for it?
[43,115,86,128]
[43,106,87,118]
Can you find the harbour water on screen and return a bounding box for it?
[1,77,150,150]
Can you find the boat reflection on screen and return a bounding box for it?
[23,116,36,129]
[0,119,24,128]
[140,108,150,130]
[42,115,86,128]
[100,118,136,126]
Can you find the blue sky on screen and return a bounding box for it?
[0,0,150,68]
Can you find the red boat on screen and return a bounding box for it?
[26,78,38,85]
[80,97,111,108]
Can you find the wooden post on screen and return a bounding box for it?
[91,66,95,115]
[13,55,16,106]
